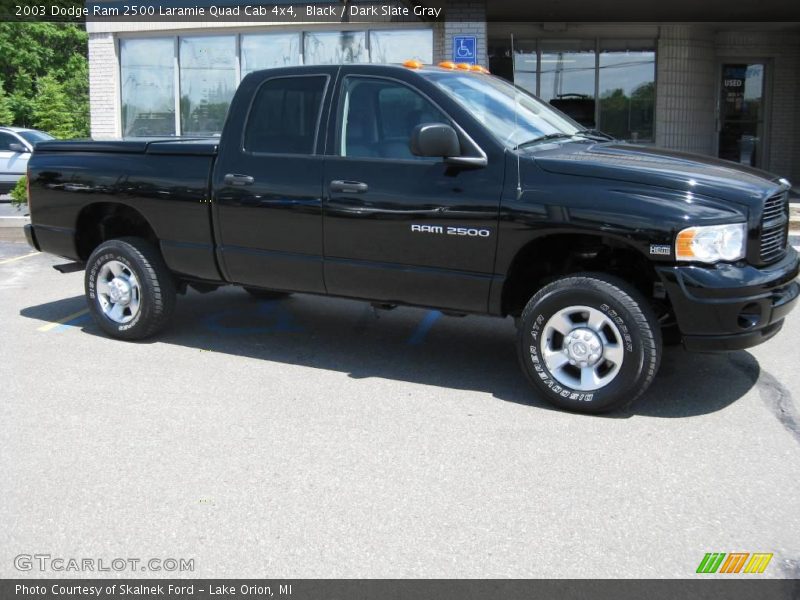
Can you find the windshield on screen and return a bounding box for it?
[18,130,54,145]
[426,72,582,148]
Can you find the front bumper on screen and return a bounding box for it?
[657,247,800,352]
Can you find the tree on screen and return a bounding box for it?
[0,22,89,136]
[0,79,12,125]
[32,75,77,138]
[10,175,27,207]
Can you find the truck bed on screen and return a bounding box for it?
[35,137,219,156]
[28,137,221,281]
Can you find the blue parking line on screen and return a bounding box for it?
[202,300,303,335]
[407,310,442,345]
[51,313,91,333]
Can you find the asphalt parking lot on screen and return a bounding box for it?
[1,238,799,579]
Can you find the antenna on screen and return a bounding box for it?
[510,33,522,198]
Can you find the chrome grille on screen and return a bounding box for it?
[763,193,787,221]
[760,192,789,263]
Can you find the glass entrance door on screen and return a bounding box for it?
[718,62,767,168]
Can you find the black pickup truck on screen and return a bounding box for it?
[25,63,799,413]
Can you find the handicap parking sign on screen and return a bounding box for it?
[453,36,477,65]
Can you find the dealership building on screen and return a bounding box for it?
[86,0,800,184]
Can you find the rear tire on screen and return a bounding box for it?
[517,273,661,414]
[244,287,291,300]
[85,237,176,340]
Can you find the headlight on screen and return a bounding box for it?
[676,223,746,263]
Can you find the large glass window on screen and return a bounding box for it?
[370,30,433,64]
[180,36,236,136]
[511,41,538,98]
[598,40,655,142]
[241,33,301,76]
[120,38,176,137]
[119,28,434,137]
[539,40,596,128]
[304,31,368,65]
[244,76,326,154]
[510,38,656,141]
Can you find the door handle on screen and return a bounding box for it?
[224,173,255,186]
[330,180,369,194]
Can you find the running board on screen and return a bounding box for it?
[53,262,85,274]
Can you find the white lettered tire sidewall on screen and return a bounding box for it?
[518,274,661,413]
[85,238,176,340]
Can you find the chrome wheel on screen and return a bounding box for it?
[540,305,624,391]
[96,260,141,324]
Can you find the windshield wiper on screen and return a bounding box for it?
[513,133,573,150]
[574,129,615,141]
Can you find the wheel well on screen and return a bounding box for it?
[502,233,671,319]
[75,203,159,261]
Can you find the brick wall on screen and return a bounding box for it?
[656,26,800,183]
[655,25,717,155]
[434,0,488,66]
[88,33,121,139]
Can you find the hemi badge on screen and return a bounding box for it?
[650,244,671,256]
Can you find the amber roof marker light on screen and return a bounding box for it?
[405,60,490,74]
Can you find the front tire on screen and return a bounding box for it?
[85,237,176,340]
[517,273,661,414]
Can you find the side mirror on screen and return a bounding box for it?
[410,123,487,168]
[8,142,29,153]
[410,123,461,159]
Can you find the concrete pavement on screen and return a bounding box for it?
[1,243,799,578]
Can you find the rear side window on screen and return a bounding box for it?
[244,76,326,154]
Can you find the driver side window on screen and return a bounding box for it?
[0,132,17,152]
[339,77,449,160]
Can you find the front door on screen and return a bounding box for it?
[322,71,504,313]
[718,62,768,168]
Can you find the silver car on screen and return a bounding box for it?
[0,127,54,194]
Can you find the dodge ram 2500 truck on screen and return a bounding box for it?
[24,63,799,413]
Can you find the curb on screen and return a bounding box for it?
[0,216,30,228]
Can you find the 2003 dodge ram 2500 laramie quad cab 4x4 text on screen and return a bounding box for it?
[24,63,799,413]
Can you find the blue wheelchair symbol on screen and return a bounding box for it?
[453,36,477,65]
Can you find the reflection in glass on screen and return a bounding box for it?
[598,40,655,141]
[244,76,326,154]
[370,30,433,64]
[718,63,765,166]
[180,36,236,135]
[120,38,175,136]
[304,31,368,65]
[241,33,301,76]
[511,40,537,95]
[429,72,580,149]
[538,40,596,127]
